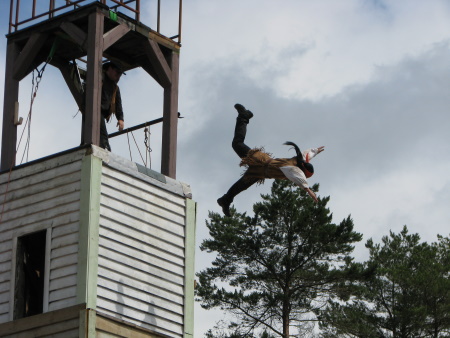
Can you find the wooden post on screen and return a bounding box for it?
[83,11,104,147]
[161,51,179,179]
[1,40,20,171]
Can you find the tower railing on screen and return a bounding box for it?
[8,0,182,43]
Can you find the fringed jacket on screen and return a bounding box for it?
[240,147,320,189]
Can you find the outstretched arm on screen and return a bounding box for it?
[279,166,318,203]
[303,146,325,162]
[305,187,318,203]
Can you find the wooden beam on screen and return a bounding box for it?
[52,57,84,111]
[103,24,131,51]
[13,33,48,81]
[161,52,179,178]
[1,41,20,171]
[60,21,87,50]
[83,11,104,146]
[142,38,172,88]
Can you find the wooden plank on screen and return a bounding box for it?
[52,222,79,240]
[96,302,183,337]
[97,277,183,314]
[0,303,9,315]
[98,236,184,276]
[51,252,78,270]
[49,274,77,291]
[43,228,52,313]
[100,194,185,233]
[0,160,81,194]
[1,183,80,216]
[97,269,183,305]
[48,298,78,312]
[53,58,85,110]
[0,282,10,293]
[101,174,185,212]
[0,211,80,243]
[1,205,79,234]
[99,225,184,264]
[99,216,184,257]
[101,167,186,207]
[184,199,197,338]
[76,154,102,309]
[49,287,77,302]
[0,303,84,336]
[142,38,172,88]
[51,232,79,249]
[60,21,87,49]
[101,187,185,225]
[97,265,183,296]
[0,291,9,303]
[103,24,131,51]
[0,271,10,284]
[50,265,78,280]
[1,40,20,171]
[97,246,183,285]
[51,243,79,259]
[0,250,12,263]
[0,149,84,184]
[0,313,8,323]
[83,10,104,146]
[99,208,184,247]
[13,33,48,81]
[161,51,179,178]
[96,314,169,338]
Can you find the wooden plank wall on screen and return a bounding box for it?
[0,150,85,323]
[96,165,187,337]
[0,304,84,338]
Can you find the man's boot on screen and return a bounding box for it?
[217,176,259,217]
[234,103,253,121]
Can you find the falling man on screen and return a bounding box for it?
[217,103,325,216]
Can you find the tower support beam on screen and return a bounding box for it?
[1,41,20,171]
[83,10,104,147]
[161,51,179,178]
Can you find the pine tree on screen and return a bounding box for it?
[319,226,450,337]
[196,180,363,337]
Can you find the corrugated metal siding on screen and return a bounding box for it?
[97,165,186,337]
[0,153,83,323]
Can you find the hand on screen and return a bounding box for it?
[317,146,325,154]
[306,188,318,203]
[117,120,124,131]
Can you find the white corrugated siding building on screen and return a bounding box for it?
[0,145,196,337]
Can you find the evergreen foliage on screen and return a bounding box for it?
[196,180,363,337]
[319,226,450,337]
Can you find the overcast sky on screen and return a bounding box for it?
[1,1,450,336]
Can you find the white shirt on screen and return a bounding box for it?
[279,148,320,189]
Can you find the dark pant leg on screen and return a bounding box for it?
[232,117,251,158]
[100,117,111,151]
[224,175,259,203]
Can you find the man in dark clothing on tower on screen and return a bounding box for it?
[217,103,325,216]
[81,61,125,151]
[99,61,125,151]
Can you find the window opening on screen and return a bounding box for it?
[14,229,47,319]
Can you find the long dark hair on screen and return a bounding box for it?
[284,141,314,177]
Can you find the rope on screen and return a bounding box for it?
[0,39,56,224]
[126,132,133,162]
[130,131,146,165]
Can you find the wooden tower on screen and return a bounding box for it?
[0,1,196,337]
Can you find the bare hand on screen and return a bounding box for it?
[306,188,318,203]
[117,120,124,131]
